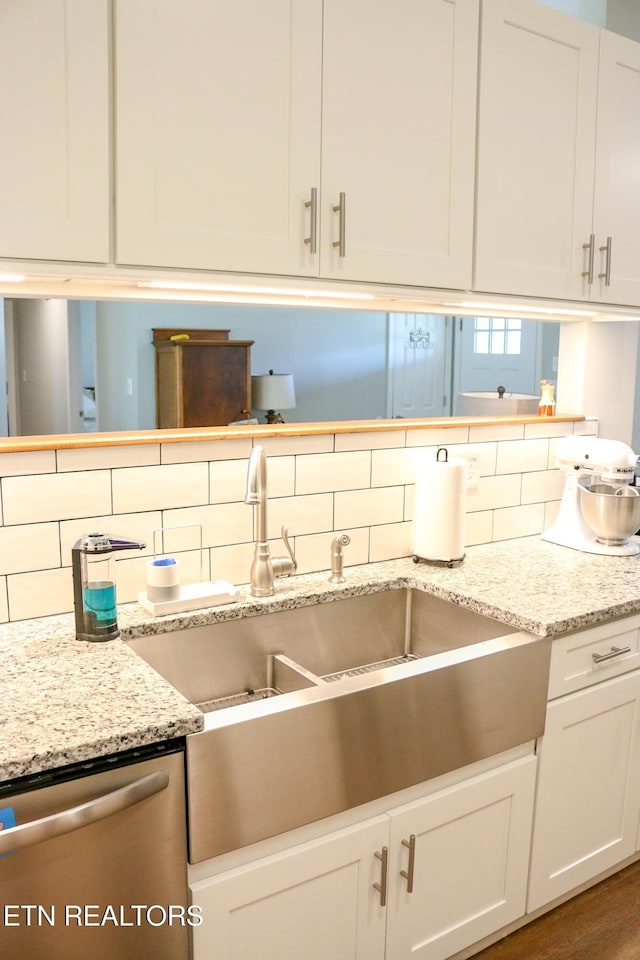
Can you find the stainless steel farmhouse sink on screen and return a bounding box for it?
[127,589,551,862]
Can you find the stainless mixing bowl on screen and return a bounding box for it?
[579,481,640,545]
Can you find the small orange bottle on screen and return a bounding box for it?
[538,379,556,417]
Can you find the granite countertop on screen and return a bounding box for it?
[3,536,640,784]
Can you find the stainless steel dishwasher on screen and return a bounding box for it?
[0,739,191,960]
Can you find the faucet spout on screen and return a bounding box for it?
[245,446,296,597]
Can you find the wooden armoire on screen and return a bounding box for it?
[153,329,254,428]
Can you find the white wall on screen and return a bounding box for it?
[94,301,390,429]
[607,0,640,40]
[536,0,606,24]
[13,299,74,436]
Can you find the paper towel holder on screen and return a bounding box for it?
[412,446,466,569]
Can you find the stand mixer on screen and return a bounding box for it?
[541,436,640,556]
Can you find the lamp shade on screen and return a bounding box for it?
[251,372,296,411]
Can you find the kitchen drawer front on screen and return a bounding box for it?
[548,615,640,700]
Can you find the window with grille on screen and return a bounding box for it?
[473,318,522,355]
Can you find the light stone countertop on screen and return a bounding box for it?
[3,536,640,784]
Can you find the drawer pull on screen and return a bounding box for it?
[592,645,632,664]
[373,845,388,907]
[400,834,416,893]
[304,187,318,254]
[332,192,346,257]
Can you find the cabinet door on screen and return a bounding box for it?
[190,816,388,960]
[528,671,640,913]
[591,30,640,307]
[0,1,109,263]
[115,0,322,276]
[320,0,478,288]
[386,756,536,960]
[474,0,598,300]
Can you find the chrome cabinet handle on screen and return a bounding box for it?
[599,236,613,286]
[374,846,389,907]
[582,234,595,284]
[592,644,631,664]
[400,834,416,893]
[0,769,169,856]
[304,187,318,255]
[332,192,346,257]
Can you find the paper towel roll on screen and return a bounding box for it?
[412,449,467,564]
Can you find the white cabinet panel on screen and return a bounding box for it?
[115,0,322,276]
[190,816,388,960]
[592,30,640,305]
[116,0,477,289]
[528,670,640,912]
[320,0,478,288]
[475,0,598,300]
[386,757,536,960]
[0,0,110,263]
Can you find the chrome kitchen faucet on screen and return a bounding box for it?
[244,445,296,596]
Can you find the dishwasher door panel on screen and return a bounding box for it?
[0,750,190,960]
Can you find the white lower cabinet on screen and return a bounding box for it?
[528,662,640,913]
[190,755,536,960]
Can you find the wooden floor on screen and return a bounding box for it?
[472,860,640,960]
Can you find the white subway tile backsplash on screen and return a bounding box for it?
[258,435,334,456]
[267,493,334,539]
[8,567,74,621]
[112,462,208,513]
[406,427,469,448]
[465,511,493,546]
[492,503,545,541]
[162,503,253,549]
[573,418,598,436]
[335,487,404,529]
[0,523,60,575]
[469,423,524,443]
[470,474,521,512]
[0,578,8,623]
[57,445,160,471]
[372,447,418,487]
[370,521,412,561]
[524,421,572,439]
[521,469,565,504]
[296,451,371,495]
[0,419,586,621]
[0,450,56,477]
[335,430,405,451]
[162,437,252,463]
[496,438,549,475]
[210,542,255,586]
[2,471,112,525]
[209,459,248,504]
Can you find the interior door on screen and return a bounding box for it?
[388,314,452,418]
[453,316,542,407]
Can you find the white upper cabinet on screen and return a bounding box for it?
[115,0,323,276]
[320,0,478,288]
[475,0,640,307]
[0,1,110,263]
[474,0,599,301]
[591,31,640,306]
[115,0,478,289]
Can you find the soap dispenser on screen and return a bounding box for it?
[72,534,146,641]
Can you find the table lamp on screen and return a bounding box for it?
[251,370,296,423]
